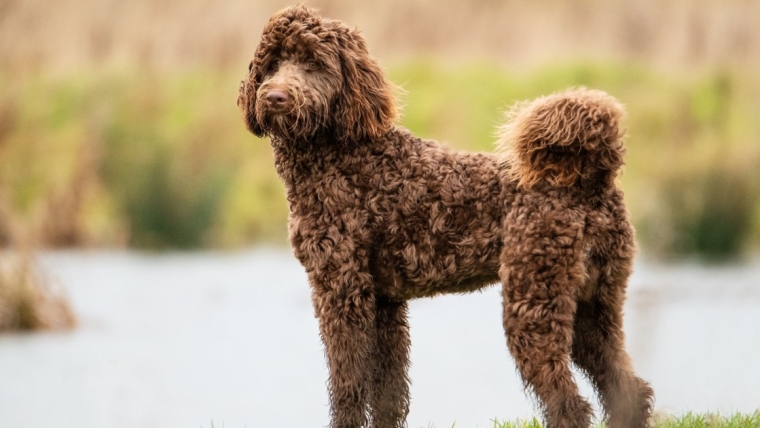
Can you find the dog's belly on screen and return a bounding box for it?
[370,207,503,300]
[362,148,507,300]
[373,265,501,301]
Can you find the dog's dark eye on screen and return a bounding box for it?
[269,59,280,72]
[306,61,319,71]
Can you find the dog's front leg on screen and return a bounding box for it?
[310,260,377,428]
[369,299,411,428]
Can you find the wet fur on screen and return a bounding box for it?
[238,6,653,428]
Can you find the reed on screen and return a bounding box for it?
[2,62,759,257]
[2,0,760,73]
[0,190,75,332]
[2,0,759,257]
[0,249,75,331]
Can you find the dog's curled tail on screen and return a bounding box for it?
[497,88,626,189]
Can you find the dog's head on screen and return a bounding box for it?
[238,5,397,143]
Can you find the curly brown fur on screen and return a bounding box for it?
[238,5,653,428]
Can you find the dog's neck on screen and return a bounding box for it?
[269,133,361,202]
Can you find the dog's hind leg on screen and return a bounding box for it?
[571,257,654,428]
[500,196,593,428]
[369,299,411,428]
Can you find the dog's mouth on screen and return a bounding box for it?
[257,107,310,140]
[255,93,329,141]
[269,114,291,133]
[257,101,295,127]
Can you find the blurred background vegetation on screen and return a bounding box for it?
[1,0,759,261]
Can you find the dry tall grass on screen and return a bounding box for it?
[0,196,76,332]
[1,0,759,73]
[1,0,759,257]
[0,249,76,331]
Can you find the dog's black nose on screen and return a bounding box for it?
[266,90,289,107]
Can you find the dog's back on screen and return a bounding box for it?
[360,89,629,302]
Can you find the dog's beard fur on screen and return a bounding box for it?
[255,85,332,142]
[260,110,328,141]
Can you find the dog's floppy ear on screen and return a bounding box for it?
[330,26,397,143]
[238,56,266,137]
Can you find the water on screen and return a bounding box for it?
[0,249,758,427]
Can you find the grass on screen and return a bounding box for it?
[456,412,760,427]
[1,61,759,256]
[652,412,760,428]
[204,413,760,428]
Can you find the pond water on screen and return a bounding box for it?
[0,249,758,427]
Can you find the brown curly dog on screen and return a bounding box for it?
[238,5,654,428]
